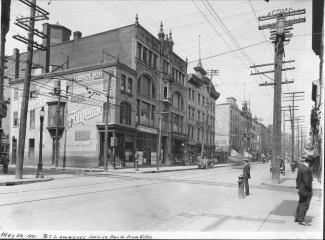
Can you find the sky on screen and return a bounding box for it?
[5,0,320,134]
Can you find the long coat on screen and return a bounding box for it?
[296,162,313,196]
[243,162,251,179]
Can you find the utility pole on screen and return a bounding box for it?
[282,111,285,161]
[102,71,112,172]
[13,0,49,179]
[201,69,218,159]
[283,91,304,167]
[252,9,305,183]
[54,81,61,168]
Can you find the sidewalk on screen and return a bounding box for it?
[0,162,238,185]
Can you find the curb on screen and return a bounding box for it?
[0,177,54,186]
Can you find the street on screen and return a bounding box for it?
[0,163,322,238]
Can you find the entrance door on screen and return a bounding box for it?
[98,132,112,167]
[28,139,35,161]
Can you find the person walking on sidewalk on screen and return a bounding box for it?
[243,159,251,195]
[295,156,313,225]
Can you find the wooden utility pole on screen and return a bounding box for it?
[13,0,49,179]
[252,9,305,183]
[201,69,218,159]
[283,91,304,166]
[102,71,112,172]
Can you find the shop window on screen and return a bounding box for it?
[29,109,35,129]
[120,102,131,125]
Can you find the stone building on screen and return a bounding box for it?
[7,16,188,168]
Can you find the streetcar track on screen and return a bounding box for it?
[0,180,164,207]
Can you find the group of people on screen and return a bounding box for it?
[242,155,314,226]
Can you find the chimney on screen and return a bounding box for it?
[13,48,20,79]
[73,31,82,40]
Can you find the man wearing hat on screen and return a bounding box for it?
[294,155,313,225]
[242,159,251,195]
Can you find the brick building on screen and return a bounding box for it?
[7,16,188,168]
[187,60,219,164]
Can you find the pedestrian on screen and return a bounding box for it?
[295,156,313,225]
[242,159,251,195]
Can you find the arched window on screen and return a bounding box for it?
[172,92,184,110]
[120,102,131,125]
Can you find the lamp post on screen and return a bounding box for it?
[36,107,45,178]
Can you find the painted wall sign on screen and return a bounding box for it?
[73,70,103,82]
[67,106,103,127]
[75,130,91,141]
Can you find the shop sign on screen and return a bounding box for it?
[73,70,103,82]
[68,106,103,127]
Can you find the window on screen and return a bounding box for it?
[29,110,35,129]
[153,55,157,69]
[127,78,132,94]
[172,92,183,110]
[188,106,191,118]
[188,88,191,100]
[163,60,169,74]
[202,96,205,106]
[192,108,194,119]
[14,88,19,100]
[137,42,142,59]
[163,86,168,98]
[149,51,153,66]
[173,114,182,133]
[197,128,201,141]
[198,111,201,121]
[141,75,150,97]
[120,102,131,125]
[192,90,195,101]
[202,113,205,123]
[13,111,19,126]
[140,101,150,126]
[143,47,148,63]
[121,74,126,91]
[137,77,141,94]
[151,105,155,126]
[198,94,201,104]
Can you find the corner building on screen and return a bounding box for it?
[8,17,187,168]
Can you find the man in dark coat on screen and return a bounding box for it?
[243,159,251,195]
[295,156,313,225]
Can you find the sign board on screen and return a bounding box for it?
[151,152,157,165]
[0,102,7,118]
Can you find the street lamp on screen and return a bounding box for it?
[36,107,45,178]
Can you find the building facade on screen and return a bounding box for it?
[8,17,188,168]
[186,60,219,164]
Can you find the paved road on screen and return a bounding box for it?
[0,163,322,238]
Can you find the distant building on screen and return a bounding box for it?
[215,97,248,157]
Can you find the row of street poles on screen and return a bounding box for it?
[36,107,45,178]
